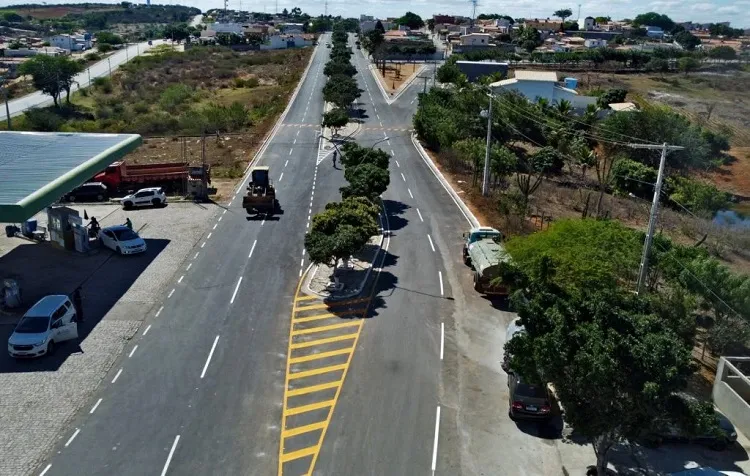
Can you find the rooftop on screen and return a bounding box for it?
[513,70,558,82]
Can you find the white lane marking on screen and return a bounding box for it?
[228,199,233,206]
[391,149,395,156]
[427,234,436,252]
[376,113,380,120]
[297,130,300,136]
[207,232,212,240]
[213,224,217,230]
[417,208,424,222]
[178,275,184,283]
[129,345,138,358]
[299,268,303,277]
[293,138,297,144]
[155,306,164,317]
[201,241,206,248]
[168,289,175,299]
[111,368,123,383]
[300,258,304,268]
[249,239,257,258]
[440,323,445,360]
[160,435,181,476]
[39,465,52,476]
[223,209,227,215]
[219,216,223,222]
[411,99,415,104]
[230,277,243,304]
[289,148,294,155]
[401,173,406,182]
[90,398,103,414]
[200,336,220,379]
[285,160,289,167]
[431,406,441,474]
[186,263,192,271]
[379,121,383,127]
[395,160,400,167]
[64,429,81,448]
[279,172,284,182]
[194,252,200,259]
[439,271,444,296]
[261,218,266,226]
[143,324,152,336]
[408,188,414,199]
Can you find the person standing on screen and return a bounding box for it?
[72,286,84,322]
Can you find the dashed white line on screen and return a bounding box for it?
[218,215,223,222]
[411,99,415,105]
[417,208,424,222]
[201,242,206,248]
[438,271,444,296]
[186,263,192,271]
[39,465,52,476]
[222,209,227,215]
[300,258,305,268]
[207,232,212,240]
[111,368,123,383]
[279,172,284,182]
[408,188,414,199]
[440,322,445,360]
[230,277,243,304]
[64,428,81,448]
[89,398,103,414]
[395,160,400,167]
[431,406,441,474]
[178,275,184,283]
[285,160,289,167]
[299,268,303,277]
[155,305,164,317]
[212,224,217,230]
[289,148,294,155]
[379,121,383,127]
[427,234,436,252]
[391,149,395,156]
[160,435,181,476]
[129,345,138,358]
[387,140,391,146]
[168,289,175,299]
[249,239,257,258]
[194,251,200,259]
[401,173,406,182]
[261,218,266,226]
[297,130,300,136]
[143,324,152,336]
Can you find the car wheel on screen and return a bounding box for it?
[123,201,133,210]
[68,195,76,202]
[96,194,104,202]
[473,271,483,293]
[152,198,161,207]
[116,246,122,255]
[47,341,55,356]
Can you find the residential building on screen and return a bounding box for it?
[522,18,562,32]
[582,16,596,31]
[645,26,664,39]
[456,60,508,82]
[360,15,374,22]
[490,71,597,110]
[260,33,312,50]
[460,25,482,35]
[47,33,91,51]
[460,33,492,46]
[584,38,607,48]
[360,20,394,33]
[210,22,245,35]
[384,30,409,41]
[279,23,304,33]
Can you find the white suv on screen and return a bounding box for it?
[122,187,167,209]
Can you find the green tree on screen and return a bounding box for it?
[674,30,701,51]
[323,60,356,77]
[611,158,657,198]
[515,26,542,53]
[708,46,737,60]
[339,142,390,170]
[2,11,23,22]
[18,54,84,107]
[553,8,572,25]
[596,88,628,109]
[341,163,390,200]
[322,107,349,136]
[667,176,731,216]
[436,61,465,84]
[594,16,611,24]
[396,11,424,30]
[322,74,362,109]
[163,23,190,42]
[632,12,675,31]
[677,56,700,76]
[96,31,124,45]
[426,18,435,32]
[645,57,670,75]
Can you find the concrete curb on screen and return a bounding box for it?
[367,62,427,105]
[410,133,480,228]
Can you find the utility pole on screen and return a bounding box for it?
[108,57,112,76]
[324,0,328,17]
[87,67,91,85]
[630,142,685,294]
[2,86,11,130]
[482,95,492,196]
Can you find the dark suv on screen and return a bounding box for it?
[508,373,553,421]
[64,183,109,202]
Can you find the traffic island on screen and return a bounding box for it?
[304,234,383,300]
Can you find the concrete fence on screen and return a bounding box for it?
[713,357,750,439]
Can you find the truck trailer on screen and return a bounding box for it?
[462,226,512,295]
[93,161,211,194]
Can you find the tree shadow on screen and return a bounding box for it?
[383,199,410,231]
[607,440,750,476]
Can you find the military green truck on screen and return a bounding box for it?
[462,226,512,295]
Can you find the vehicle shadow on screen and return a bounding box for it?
[0,238,169,373]
[607,439,750,475]
[513,414,565,440]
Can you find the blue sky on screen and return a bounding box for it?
[1,0,747,27]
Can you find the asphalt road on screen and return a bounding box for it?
[34,35,333,476]
[1,39,166,122]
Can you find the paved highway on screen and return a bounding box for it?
[1,40,166,122]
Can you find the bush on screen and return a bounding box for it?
[667,176,732,216]
[233,77,259,88]
[98,43,113,53]
[133,111,179,135]
[84,52,102,62]
[159,84,193,112]
[612,158,657,198]
[92,76,113,93]
[707,317,750,355]
[24,108,64,132]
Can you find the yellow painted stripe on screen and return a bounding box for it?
[291,321,361,336]
[287,380,342,397]
[280,445,318,463]
[289,348,351,364]
[282,421,327,438]
[293,313,336,324]
[295,302,331,311]
[288,363,347,380]
[284,399,335,416]
[294,294,319,302]
[294,297,371,312]
[290,333,358,350]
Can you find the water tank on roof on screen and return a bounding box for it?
[564,77,578,90]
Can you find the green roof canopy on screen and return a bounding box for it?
[0,131,142,223]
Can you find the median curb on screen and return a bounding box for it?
[410,133,480,228]
[367,63,427,105]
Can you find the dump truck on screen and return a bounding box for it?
[93,161,211,193]
[243,166,278,215]
[462,226,512,295]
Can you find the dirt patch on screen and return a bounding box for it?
[704,147,750,198]
[374,62,421,93]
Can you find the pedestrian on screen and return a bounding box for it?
[124,217,133,230]
[332,150,338,167]
[72,287,84,322]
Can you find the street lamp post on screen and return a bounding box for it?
[479,93,493,197]
[108,57,112,76]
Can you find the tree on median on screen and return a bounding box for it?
[322,107,349,136]
[322,74,362,109]
[339,142,390,169]
[18,54,84,107]
[324,59,356,77]
[341,163,390,201]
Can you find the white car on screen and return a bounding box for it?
[99,225,147,255]
[8,295,78,358]
[121,187,167,209]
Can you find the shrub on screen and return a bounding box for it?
[98,43,113,53]
[612,158,657,198]
[667,176,732,216]
[707,317,750,355]
[159,84,193,112]
[84,52,102,62]
[24,108,64,132]
[233,77,259,88]
[92,76,113,93]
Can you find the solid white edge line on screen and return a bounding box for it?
[39,464,52,476]
[439,271,444,296]
[408,188,414,199]
[230,277,243,304]
[111,368,123,383]
[155,306,163,317]
[129,345,138,358]
[160,435,181,476]
[440,322,445,360]
[200,336,220,379]
[431,406,441,473]
[427,234,436,252]
[89,398,102,414]
[417,208,424,222]
[249,240,257,258]
[143,324,152,336]
[64,428,81,447]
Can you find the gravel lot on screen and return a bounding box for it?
[0,201,218,476]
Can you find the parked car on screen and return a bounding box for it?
[63,182,109,202]
[508,373,553,421]
[642,399,738,451]
[121,187,167,209]
[8,295,78,358]
[99,225,147,255]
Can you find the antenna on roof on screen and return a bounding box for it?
[470,0,479,25]
[577,3,581,21]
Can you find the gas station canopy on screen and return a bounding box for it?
[0,131,142,223]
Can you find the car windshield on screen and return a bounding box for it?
[15,315,51,333]
[471,231,501,242]
[113,229,139,241]
[516,383,547,398]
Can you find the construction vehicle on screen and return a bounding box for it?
[243,166,278,216]
[93,161,211,194]
[462,226,512,295]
